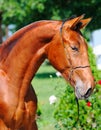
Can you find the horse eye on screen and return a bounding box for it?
[71,46,78,51]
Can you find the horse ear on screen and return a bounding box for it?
[65,14,85,29]
[79,18,92,29]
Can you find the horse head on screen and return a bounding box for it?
[46,15,95,100]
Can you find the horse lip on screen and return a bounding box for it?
[75,88,92,100]
[76,95,88,100]
[75,94,87,100]
[75,94,85,100]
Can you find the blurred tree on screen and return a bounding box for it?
[0,11,2,43]
[0,0,101,42]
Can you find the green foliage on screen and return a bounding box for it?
[32,64,67,130]
[54,45,101,130]
[1,0,101,31]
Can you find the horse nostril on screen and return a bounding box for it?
[84,88,92,98]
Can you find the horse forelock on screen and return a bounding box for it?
[62,15,77,23]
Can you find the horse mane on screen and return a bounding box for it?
[0,21,47,61]
[2,21,43,47]
[2,20,60,49]
[0,20,61,61]
[0,21,52,53]
[62,15,77,23]
[2,16,76,49]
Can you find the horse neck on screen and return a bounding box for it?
[0,20,61,99]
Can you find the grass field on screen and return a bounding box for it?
[32,62,67,130]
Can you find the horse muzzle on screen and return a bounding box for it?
[75,87,92,100]
[74,78,94,100]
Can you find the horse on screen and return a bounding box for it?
[0,14,95,130]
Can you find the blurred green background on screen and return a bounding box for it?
[0,1,101,130]
[0,0,101,43]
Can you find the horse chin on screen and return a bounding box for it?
[75,90,87,100]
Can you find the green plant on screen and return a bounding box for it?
[32,64,66,130]
[54,45,101,130]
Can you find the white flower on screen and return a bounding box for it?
[49,95,57,105]
[56,72,62,77]
[87,118,91,123]
[49,75,53,78]
[92,123,97,128]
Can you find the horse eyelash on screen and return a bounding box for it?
[71,46,78,51]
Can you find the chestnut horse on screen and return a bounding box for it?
[0,15,95,130]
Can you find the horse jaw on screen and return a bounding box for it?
[61,69,94,100]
